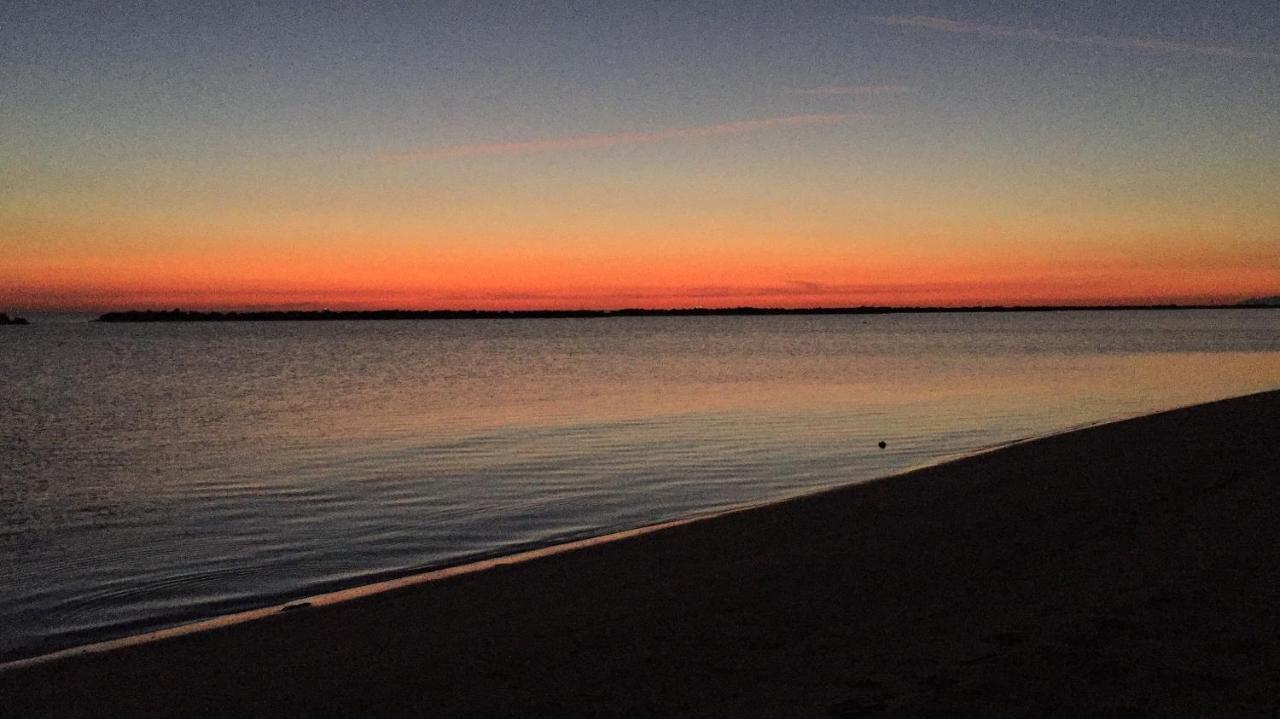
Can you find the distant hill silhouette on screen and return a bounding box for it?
[0,313,29,325]
[94,304,1275,323]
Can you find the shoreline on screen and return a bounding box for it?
[5,389,1280,715]
[0,509,744,672]
[93,304,1277,323]
[0,410,1110,670]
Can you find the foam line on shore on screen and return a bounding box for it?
[0,507,761,673]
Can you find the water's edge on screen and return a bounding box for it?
[5,391,1247,673]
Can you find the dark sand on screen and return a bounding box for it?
[4,390,1279,717]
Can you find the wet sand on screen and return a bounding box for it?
[4,390,1279,717]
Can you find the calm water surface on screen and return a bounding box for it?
[2,310,1279,659]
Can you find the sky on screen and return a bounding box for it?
[2,1,1278,310]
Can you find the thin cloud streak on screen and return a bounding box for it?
[870,15,1279,62]
[381,113,866,162]
[793,84,914,96]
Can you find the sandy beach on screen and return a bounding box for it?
[4,389,1279,717]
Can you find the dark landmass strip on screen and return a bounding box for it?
[95,303,1277,323]
[3,390,1280,716]
[1242,295,1280,306]
[0,313,29,325]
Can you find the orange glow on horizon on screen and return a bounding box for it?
[5,246,1275,312]
[4,167,1276,313]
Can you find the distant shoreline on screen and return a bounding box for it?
[94,304,1278,323]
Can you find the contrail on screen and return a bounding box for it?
[380,113,866,161]
[870,15,1279,62]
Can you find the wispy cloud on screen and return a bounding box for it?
[869,15,1279,62]
[380,113,865,162]
[793,84,914,96]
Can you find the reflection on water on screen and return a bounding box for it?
[2,310,1279,658]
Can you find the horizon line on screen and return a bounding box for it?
[81,302,1278,323]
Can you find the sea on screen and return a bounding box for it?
[2,309,1279,660]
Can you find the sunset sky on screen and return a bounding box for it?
[3,1,1278,310]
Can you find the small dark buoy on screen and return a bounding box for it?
[878,441,887,449]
